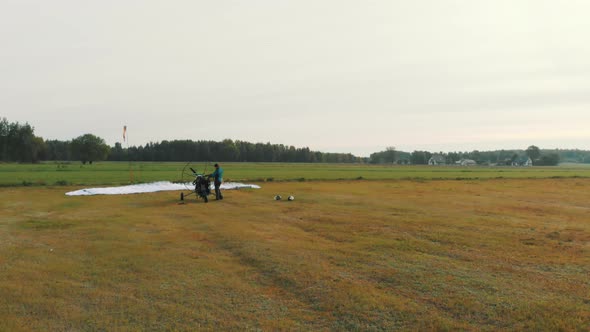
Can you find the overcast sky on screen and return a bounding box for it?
[1,1,589,156]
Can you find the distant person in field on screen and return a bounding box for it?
[209,163,224,200]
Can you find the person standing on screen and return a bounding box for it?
[209,163,224,200]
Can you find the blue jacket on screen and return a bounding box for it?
[210,167,223,182]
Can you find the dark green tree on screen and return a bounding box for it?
[45,140,72,160]
[109,142,126,161]
[525,145,541,163]
[410,151,432,165]
[386,146,396,165]
[0,118,8,161]
[0,118,45,162]
[70,134,110,164]
[537,153,560,166]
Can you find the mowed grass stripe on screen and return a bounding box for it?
[3,162,590,186]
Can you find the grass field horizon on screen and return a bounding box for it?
[1,164,589,330]
[3,161,590,187]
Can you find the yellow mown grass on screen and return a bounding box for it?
[0,179,589,330]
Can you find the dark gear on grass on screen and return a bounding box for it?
[209,163,224,200]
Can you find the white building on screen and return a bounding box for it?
[458,159,477,166]
[428,155,446,165]
[512,157,533,167]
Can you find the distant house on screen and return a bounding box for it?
[428,155,446,165]
[512,156,533,167]
[457,159,477,166]
[524,157,533,167]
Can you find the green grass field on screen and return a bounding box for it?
[2,161,590,187]
[1,163,589,330]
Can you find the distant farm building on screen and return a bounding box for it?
[457,159,477,166]
[428,155,446,165]
[512,157,533,167]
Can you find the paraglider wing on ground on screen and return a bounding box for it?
[65,181,260,196]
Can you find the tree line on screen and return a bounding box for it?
[1,118,360,164]
[0,118,45,163]
[0,117,582,165]
[370,146,562,166]
[108,139,361,163]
